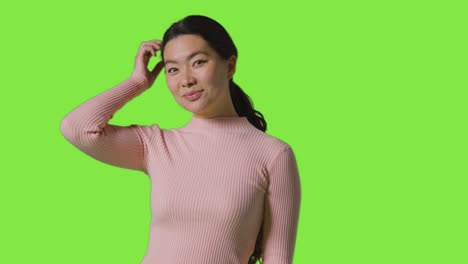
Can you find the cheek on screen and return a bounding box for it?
[198,68,220,85]
[212,64,227,80]
[166,78,177,93]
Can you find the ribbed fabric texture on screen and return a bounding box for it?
[60,75,302,264]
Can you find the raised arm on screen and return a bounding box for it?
[60,39,165,174]
[59,75,154,173]
[262,146,302,263]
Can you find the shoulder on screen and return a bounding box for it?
[247,130,296,166]
[265,137,295,167]
[250,129,292,152]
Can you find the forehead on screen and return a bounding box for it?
[164,34,211,60]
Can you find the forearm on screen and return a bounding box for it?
[60,74,148,139]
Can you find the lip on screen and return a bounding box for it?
[183,90,204,101]
[183,90,204,96]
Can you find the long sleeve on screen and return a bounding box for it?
[59,74,155,173]
[262,146,302,263]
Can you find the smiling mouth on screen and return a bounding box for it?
[184,90,204,96]
[183,90,204,101]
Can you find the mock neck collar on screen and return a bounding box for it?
[180,115,253,133]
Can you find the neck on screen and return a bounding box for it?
[193,90,238,119]
[180,115,252,133]
[193,113,239,119]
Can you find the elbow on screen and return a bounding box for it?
[60,118,76,141]
[60,118,103,144]
[60,118,83,141]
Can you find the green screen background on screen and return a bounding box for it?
[1,0,466,263]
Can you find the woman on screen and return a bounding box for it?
[60,15,301,264]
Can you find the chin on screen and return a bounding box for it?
[182,102,207,113]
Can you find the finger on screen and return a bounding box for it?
[152,40,162,48]
[143,48,153,60]
[141,41,157,48]
[142,43,160,54]
[152,46,161,52]
[142,46,154,57]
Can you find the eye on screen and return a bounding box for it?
[194,60,206,66]
[167,60,205,74]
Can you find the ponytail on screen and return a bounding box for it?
[229,79,267,133]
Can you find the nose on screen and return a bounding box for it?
[181,69,197,88]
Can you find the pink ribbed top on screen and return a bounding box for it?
[60,75,302,264]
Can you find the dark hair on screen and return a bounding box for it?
[160,15,267,134]
[160,15,266,263]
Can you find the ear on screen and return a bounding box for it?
[227,55,237,80]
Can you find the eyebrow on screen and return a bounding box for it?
[164,51,209,65]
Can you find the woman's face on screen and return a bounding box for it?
[162,34,237,118]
